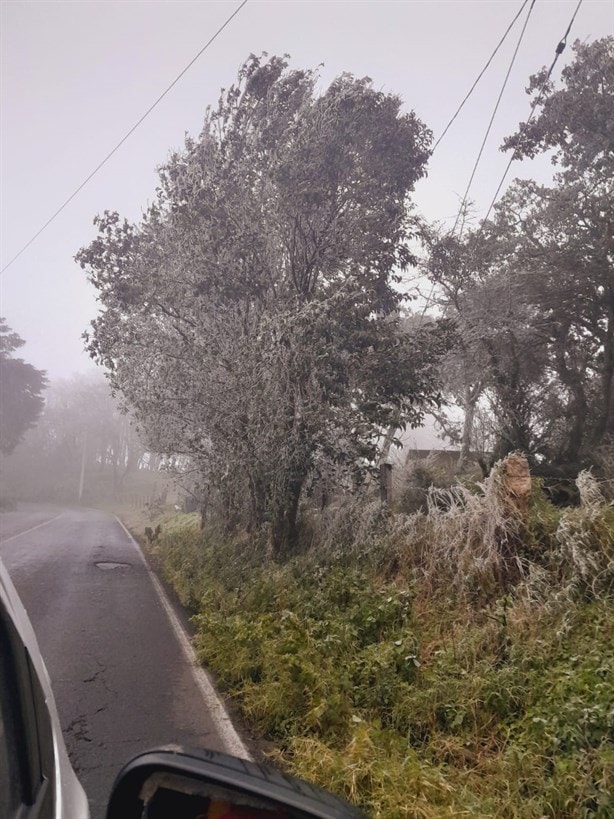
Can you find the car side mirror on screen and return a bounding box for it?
[106,747,366,819]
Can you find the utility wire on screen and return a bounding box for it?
[418,0,584,326]
[481,0,584,225]
[432,0,532,153]
[419,0,532,323]
[465,0,584,326]
[0,0,249,276]
[453,0,537,237]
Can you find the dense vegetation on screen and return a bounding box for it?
[77,38,614,556]
[0,23,610,819]
[426,38,613,475]
[143,463,614,817]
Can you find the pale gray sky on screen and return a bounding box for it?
[1,0,613,380]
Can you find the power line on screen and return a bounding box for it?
[453,0,537,237]
[476,0,585,320]
[420,0,586,331]
[413,0,584,318]
[450,0,586,323]
[481,0,585,225]
[0,0,249,276]
[432,0,532,154]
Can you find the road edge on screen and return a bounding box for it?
[114,515,253,762]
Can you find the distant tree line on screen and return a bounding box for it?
[0,319,46,457]
[2,374,151,503]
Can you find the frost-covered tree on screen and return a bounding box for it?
[425,38,614,473]
[78,55,449,554]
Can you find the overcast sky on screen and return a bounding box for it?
[1,0,613,382]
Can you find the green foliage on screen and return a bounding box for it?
[147,512,207,610]
[146,497,614,818]
[193,564,415,740]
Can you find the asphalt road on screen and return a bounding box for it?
[0,504,249,819]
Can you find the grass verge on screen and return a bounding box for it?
[135,484,614,818]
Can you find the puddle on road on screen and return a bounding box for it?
[95,561,131,570]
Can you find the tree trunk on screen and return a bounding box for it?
[247,472,267,533]
[552,332,587,465]
[78,432,87,500]
[457,383,479,471]
[270,477,304,560]
[379,413,400,465]
[590,290,614,448]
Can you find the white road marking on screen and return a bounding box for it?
[0,513,63,544]
[114,515,252,761]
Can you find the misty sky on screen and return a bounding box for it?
[1,0,613,382]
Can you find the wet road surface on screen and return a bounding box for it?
[0,504,248,818]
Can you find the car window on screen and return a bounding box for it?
[0,615,28,817]
[0,606,54,818]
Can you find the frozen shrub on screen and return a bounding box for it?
[557,471,614,599]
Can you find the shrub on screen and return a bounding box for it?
[556,472,614,599]
[137,464,614,817]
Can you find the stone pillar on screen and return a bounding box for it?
[501,452,532,520]
[494,451,532,590]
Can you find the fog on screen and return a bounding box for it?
[0,372,167,506]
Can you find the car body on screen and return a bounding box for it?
[0,557,89,819]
